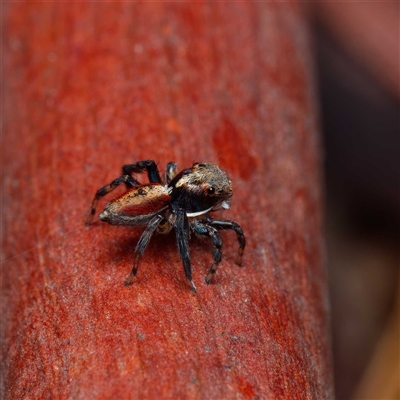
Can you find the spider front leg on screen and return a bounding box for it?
[206,219,246,266]
[122,159,162,184]
[124,214,163,286]
[86,175,140,225]
[175,209,197,292]
[192,221,223,284]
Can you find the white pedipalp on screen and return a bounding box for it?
[221,200,231,210]
[211,200,231,211]
[186,206,213,218]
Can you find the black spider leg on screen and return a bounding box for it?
[122,159,162,184]
[192,221,223,284]
[204,218,246,266]
[86,175,140,225]
[175,208,197,292]
[124,214,164,286]
[165,162,177,185]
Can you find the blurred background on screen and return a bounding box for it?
[312,2,399,399]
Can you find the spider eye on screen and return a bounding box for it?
[207,187,215,194]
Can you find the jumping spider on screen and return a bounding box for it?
[86,160,245,291]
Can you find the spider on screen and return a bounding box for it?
[86,160,245,291]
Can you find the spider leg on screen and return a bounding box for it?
[192,221,223,284]
[175,209,197,292]
[86,175,140,225]
[122,159,162,184]
[124,214,163,286]
[165,162,177,185]
[205,219,246,266]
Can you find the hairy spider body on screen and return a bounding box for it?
[86,160,245,291]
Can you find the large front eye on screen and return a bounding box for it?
[207,187,215,194]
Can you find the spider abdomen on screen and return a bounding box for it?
[99,184,170,226]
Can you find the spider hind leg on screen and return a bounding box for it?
[122,159,162,184]
[86,174,140,225]
[124,214,163,286]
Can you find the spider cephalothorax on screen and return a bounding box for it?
[86,160,245,291]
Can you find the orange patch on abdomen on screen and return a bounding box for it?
[109,184,171,216]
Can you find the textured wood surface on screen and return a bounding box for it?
[2,3,332,399]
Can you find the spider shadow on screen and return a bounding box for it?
[101,227,221,287]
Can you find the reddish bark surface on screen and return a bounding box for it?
[2,3,332,399]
